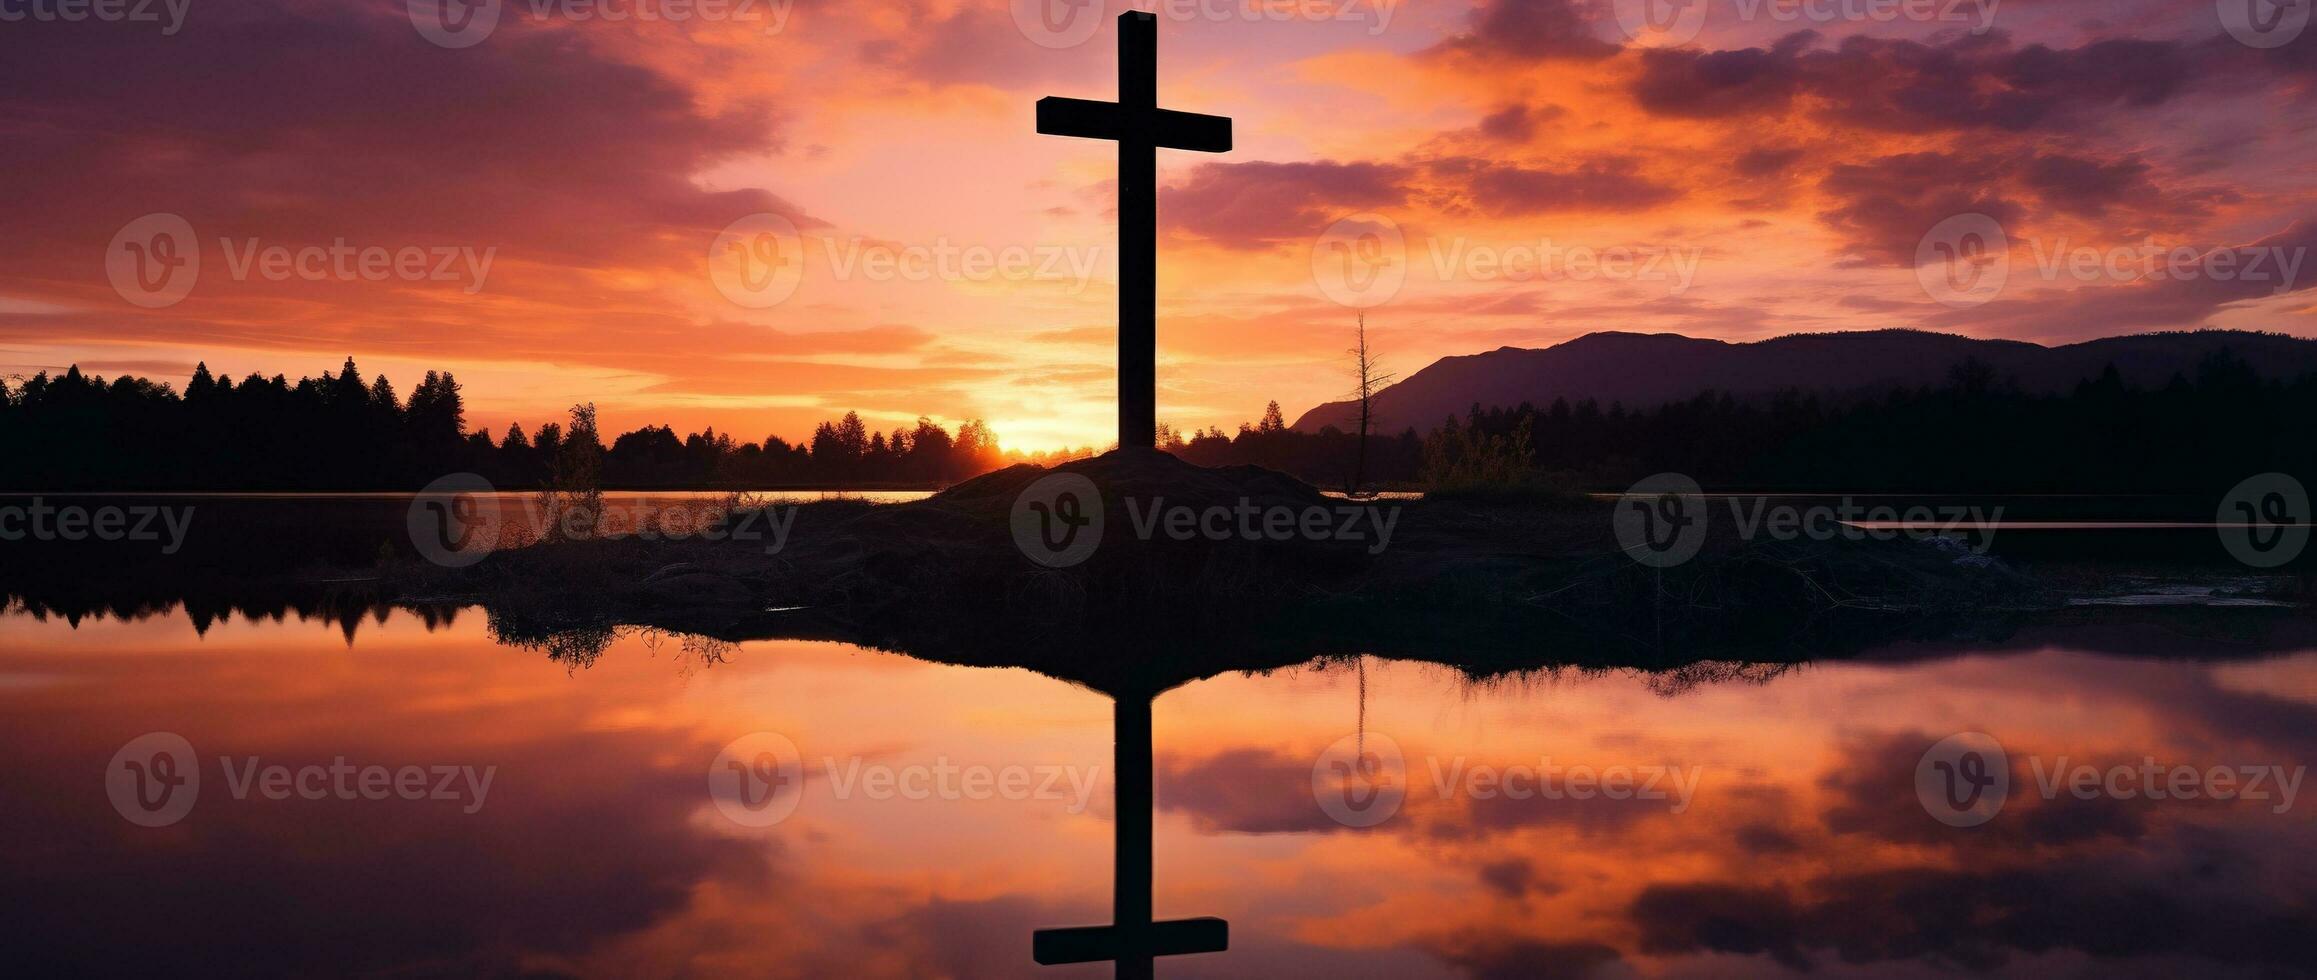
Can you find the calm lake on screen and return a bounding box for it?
[3,600,2313,976]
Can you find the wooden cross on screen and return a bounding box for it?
[1037,11,1232,451]
[1032,694,1228,979]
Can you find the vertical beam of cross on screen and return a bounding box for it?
[1036,12,1232,451]
[1115,12,1156,454]
[1031,692,1228,975]
[1111,694,1157,978]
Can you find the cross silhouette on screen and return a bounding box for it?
[1037,11,1232,450]
[1031,694,1228,978]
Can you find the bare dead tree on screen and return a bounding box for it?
[1346,313,1396,494]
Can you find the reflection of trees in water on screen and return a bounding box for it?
[1639,661,1800,696]
[1,592,470,643]
[490,619,620,669]
[486,616,733,673]
[4,588,730,671]
[1292,653,1799,700]
[643,629,737,674]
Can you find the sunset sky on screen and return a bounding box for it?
[5,0,2315,451]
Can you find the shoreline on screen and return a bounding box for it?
[7,452,2306,694]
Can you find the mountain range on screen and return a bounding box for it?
[1289,329,2317,433]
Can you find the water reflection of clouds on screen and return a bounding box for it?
[1160,652,2317,977]
[0,610,2311,977]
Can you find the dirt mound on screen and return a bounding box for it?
[932,448,1331,514]
[785,449,1379,607]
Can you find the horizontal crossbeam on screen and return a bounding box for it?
[1036,97,1233,153]
[1032,917,1229,965]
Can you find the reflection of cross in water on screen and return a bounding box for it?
[1036,11,1232,451]
[1032,695,1227,978]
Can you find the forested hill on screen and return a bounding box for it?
[1290,329,2317,433]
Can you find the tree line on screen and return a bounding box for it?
[6,350,2311,494]
[0,359,1033,491]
